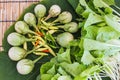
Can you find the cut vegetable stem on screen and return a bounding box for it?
[33,56,44,63]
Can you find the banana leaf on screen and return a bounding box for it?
[0,0,78,80]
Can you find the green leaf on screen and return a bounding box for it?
[58,67,68,75]
[83,38,120,56]
[80,65,100,77]
[104,14,120,33]
[58,75,72,80]
[81,50,95,65]
[60,62,86,77]
[96,26,120,42]
[83,38,120,51]
[79,0,95,18]
[103,0,115,5]
[74,76,87,80]
[47,65,56,75]
[51,73,61,80]
[83,26,99,39]
[84,13,103,28]
[93,0,109,8]
[41,74,53,80]
[57,48,71,63]
[40,62,54,74]
[67,0,79,10]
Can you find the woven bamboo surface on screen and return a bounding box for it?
[0,0,39,51]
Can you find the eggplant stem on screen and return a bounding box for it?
[33,56,44,63]
[44,14,51,21]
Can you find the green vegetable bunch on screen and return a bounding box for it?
[6,3,79,75]
[36,0,120,80]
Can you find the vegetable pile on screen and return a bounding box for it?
[1,0,120,80]
[7,3,78,75]
[37,0,120,80]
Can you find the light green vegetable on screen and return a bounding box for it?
[40,62,54,75]
[8,47,26,61]
[83,38,120,51]
[57,48,71,63]
[84,13,103,28]
[34,4,46,18]
[54,11,72,24]
[15,21,37,35]
[79,0,95,18]
[45,5,61,21]
[58,67,68,75]
[24,13,39,32]
[81,50,95,65]
[83,38,120,56]
[41,74,53,80]
[7,32,36,46]
[8,47,39,61]
[60,62,86,77]
[17,56,43,75]
[17,59,34,75]
[104,14,120,33]
[56,32,74,47]
[83,26,99,39]
[96,26,120,42]
[63,22,78,33]
[51,73,61,80]
[58,76,72,80]
[47,65,56,75]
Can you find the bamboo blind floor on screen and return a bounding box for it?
[0,0,39,51]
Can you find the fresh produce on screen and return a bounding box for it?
[58,22,78,33]
[34,4,46,19]
[24,13,39,32]
[1,0,120,80]
[6,2,78,76]
[54,11,72,23]
[15,21,37,35]
[7,32,36,46]
[56,32,74,47]
[17,56,43,75]
[8,47,26,61]
[45,4,61,21]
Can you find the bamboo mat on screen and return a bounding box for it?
[0,0,39,51]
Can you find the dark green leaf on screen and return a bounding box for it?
[67,0,79,10]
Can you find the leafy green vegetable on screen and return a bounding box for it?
[84,13,103,28]
[51,73,61,80]
[79,0,95,18]
[60,62,86,77]
[104,14,120,33]
[83,26,99,39]
[58,75,72,80]
[83,38,120,51]
[58,67,68,75]
[57,48,71,63]
[96,26,120,42]
[47,65,56,75]
[41,74,53,80]
[40,62,54,74]
[81,50,95,65]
